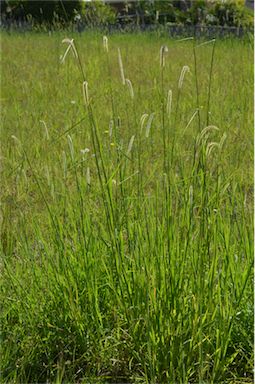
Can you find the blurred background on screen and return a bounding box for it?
[0,0,254,36]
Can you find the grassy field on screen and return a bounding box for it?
[1,31,253,383]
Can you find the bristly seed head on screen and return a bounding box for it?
[166,90,172,117]
[160,45,168,68]
[140,114,149,133]
[145,113,155,138]
[82,81,89,107]
[178,65,190,89]
[125,78,134,99]
[197,125,219,144]
[103,35,109,53]
[118,48,125,85]
[61,38,78,63]
[40,120,49,140]
[183,109,199,135]
[126,135,135,156]
[206,142,220,157]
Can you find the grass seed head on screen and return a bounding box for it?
[196,38,216,49]
[177,37,194,43]
[197,125,219,145]
[60,44,72,64]
[103,35,109,53]
[61,38,78,63]
[40,120,49,140]
[183,109,199,135]
[178,65,190,89]
[206,142,220,157]
[140,114,149,132]
[125,78,134,99]
[205,132,226,157]
[145,113,155,138]
[118,48,125,85]
[82,81,89,107]
[160,45,168,68]
[126,135,135,156]
[166,90,172,117]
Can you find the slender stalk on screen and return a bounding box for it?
[207,39,216,126]
[193,42,201,132]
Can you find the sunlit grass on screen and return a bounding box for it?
[0,31,253,383]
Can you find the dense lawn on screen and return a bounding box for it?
[1,31,253,383]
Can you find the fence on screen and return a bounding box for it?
[167,24,253,38]
[79,22,254,38]
[0,18,253,38]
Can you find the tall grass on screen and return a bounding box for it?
[0,31,253,383]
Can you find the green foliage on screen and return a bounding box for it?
[176,0,253,27]
[211,1,254,27]
[80,1,116,27]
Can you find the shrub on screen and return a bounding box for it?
[184,0,253,27]
[211,1,254,27]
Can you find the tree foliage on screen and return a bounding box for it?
[80,1,116,27]
[0,0,81,24]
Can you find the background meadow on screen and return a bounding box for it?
[1,31,253,383]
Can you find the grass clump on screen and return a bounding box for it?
[0,31,253,383]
